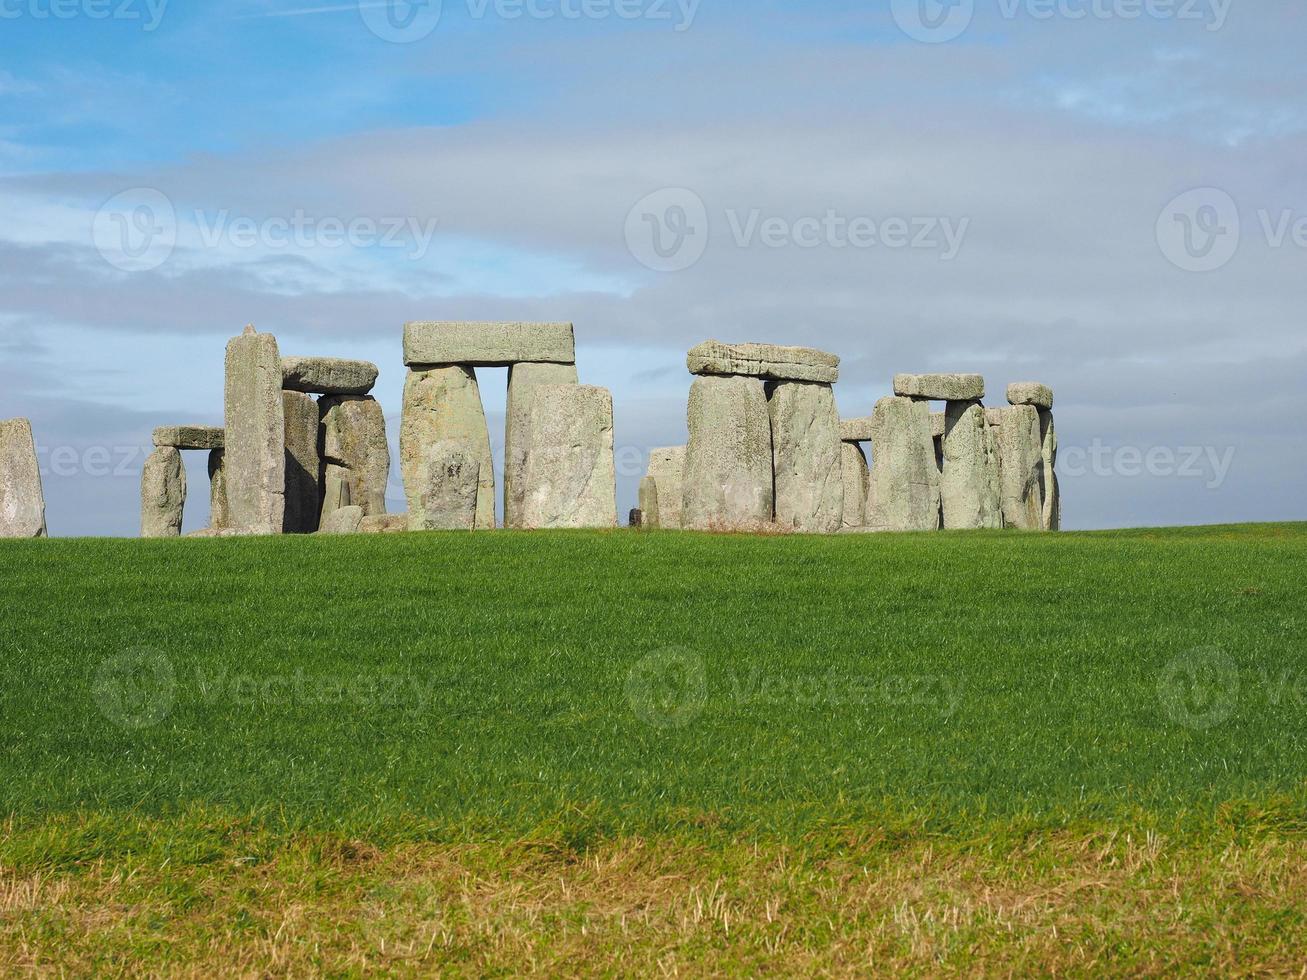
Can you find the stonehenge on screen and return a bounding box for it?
[864,396,940,532]
[770,381,842,533]
[519,385,617,529]
[417,440,481,531]
[643,447,686,530]
[140,446,187,537]
[682,374,774,531]
[0,419,46,538]
[224,327,286,534]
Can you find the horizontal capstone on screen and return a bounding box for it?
[893,373,985,401]
[403,321,575,367]
[153,425,224,450]
[687,341,839,384]
[282,356,378,395]
[1006,382,1054,409]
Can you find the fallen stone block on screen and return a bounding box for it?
[941,401,1002,529]
[990,405,1043,530]
[319,394,390,521]
[521,385,617,529]
[504,361,579,528]
[283,391,321,534]
[153,425,224,450]
[224,327,285,533]
[360,513,410,534]
[840,441,869,529]
[687,341,839,384]
[404,321,575,367]
[1008,382,1054,410]
[319,505,364,535]
[401,366,495,530]
[682,375,774,531]
[0,418,46,538]
[894,373,985,401]
[865,396,940,532]
[140,446,186,538]
[644,446,686,530]
[840,417,875,442]
[416,440,481,531]
[282,356,378,395]
[185,526,263,538]
[770,381,843,534]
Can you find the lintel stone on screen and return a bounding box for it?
[153,425,224,450]
[840,417,875,442]
[1007,381,1054,409]
[687,341,839,384]
[403,321,575,367]
[282,356,378,395]
[894,373,985,401]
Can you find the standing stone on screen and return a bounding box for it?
[207,449,228,530]
[417,440,480,531]
[282,391,321,534]
[520,385,617,529]
[941,401,1002,530]
[504,361,579,528]
[991,405,1043,530]
[401,366,495,530]
[931,411,946,472]
[319,505,364,535]
[1039,409,1060,531]
[638,475,659,528]
[682,375,773,531]
[644,446,686,530]
[769,381,842,533]
[865,396,939,532]
[140,446,186,538]
[319,395,390,523]
[0,419,46,538]
[840,441,869,529]
[224,327,285,533]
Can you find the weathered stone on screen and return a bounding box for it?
[319,505,364,535]
[140,446,186,538]
[401,366,495,530]
[224,329,285,533]
[504,361,579,528]
[682,375,773,531]
[840,441,869,529]
[0,418,45,538]
[416,440,480,531]
[865,396,940,532]
[153,425,224,450]
[1008,382,1054,410]
[185,526,259,538]
[403,321,575,367]
[638,475,659,529]
[687,341,839,384]
[282,391,321,534]
[769,381,842,534]
[207,449,228,530]
[281,356,378,395]
[894,373,985,401]
[1039,409,1060,531]
[990,405,1043,530]
[644,446,686,530]
[840,417,875,442]
[941,401,1002,530]
[628,508,643,528]
[931,411,946,438]
[359,513,409,534]
[319,395,390,523]
[521,385,617,529]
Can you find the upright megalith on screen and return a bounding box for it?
[224,326,285,533]
[0,419,46,538]
[281,357,378,396]
[282,391,321,534]
[400,366,495,530]
[504,361,579,528]
[682,375,773,531]
[769,381,842,533]
[418,440,481,531]
[1038,408,1060,531]
[642,446,686,530]
[941,401,1002,529]
[140,446,186,538]
[839,441,869,529]
[319,395,390,523]
[207,449,228,530]
[520,385,617,529]
[990,405,1043,530]
[865,396,939,532]
[638,475,660,528]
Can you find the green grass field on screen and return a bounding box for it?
[2,524,1305,974]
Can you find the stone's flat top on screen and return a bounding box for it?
[282,356,379,395]
[153,425,225,449]
[687,340,839,384]
[1007,381,1054,409]
[403,321,575,367]
[894,373,985,401]
[930,411,946,438]
[840,417,875,442]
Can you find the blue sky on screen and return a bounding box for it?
[2,0,1305,533]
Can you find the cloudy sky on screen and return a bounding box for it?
[1,0,1303,534]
